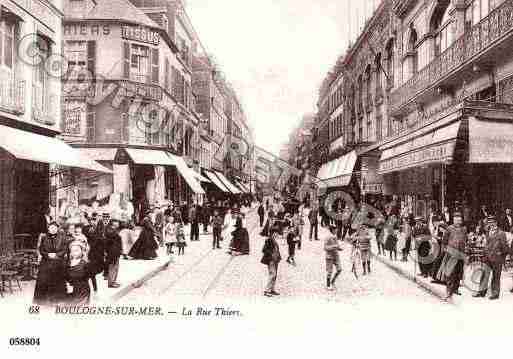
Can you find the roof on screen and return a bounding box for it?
[87,0,160,29]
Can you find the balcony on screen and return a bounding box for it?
[0,73,25,115]
[390,0,513,114]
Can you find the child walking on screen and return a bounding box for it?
[176,221,186,255]
[163,216,175,255]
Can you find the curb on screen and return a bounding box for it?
[372,252,449,301]
[109,205,258,302]
[110,259,172,302]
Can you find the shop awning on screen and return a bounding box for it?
[468,118,513,163]
[316,151,357,188]
[203,170,230,193]
[78,148,118,162]
[190,168,210,183]
[125,148,176,166]
[213,171,242,194]
[233,179,249,193]
[0,125,111,173]
[379,121,461,174]
[165,153,205,195]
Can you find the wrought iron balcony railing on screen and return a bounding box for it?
[0,72,25,115]
[390,0,513,113]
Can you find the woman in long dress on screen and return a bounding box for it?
[65,241,91,306]
[129,210,159,260]
[33,222,68,306]
[229,217,250,255]
[84,217,104,293]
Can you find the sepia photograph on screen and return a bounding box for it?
[1,0,513,357]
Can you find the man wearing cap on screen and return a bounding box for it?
[261,225,282,297]
[474,215,511,300]
[440,212,467,300]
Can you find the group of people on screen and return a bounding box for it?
[374,203,513,300]
[33,211,125,306]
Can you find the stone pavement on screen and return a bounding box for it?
[122,211,440,305]
[0,203,259,306]
[363,228,513,306]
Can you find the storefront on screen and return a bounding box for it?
[74,146,205,223]
[378,100,513,222]
[315,150,360,208]
[203,169,231,200]
[0,125,110,255]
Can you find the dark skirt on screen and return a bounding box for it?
[66,261,91,306]
[129,229,158,260]
[385,234,398,251]
[33,258,67,306]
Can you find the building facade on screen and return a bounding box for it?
[296,0,513,221]
[0,0,107,254]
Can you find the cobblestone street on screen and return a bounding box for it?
[121,211,441,306]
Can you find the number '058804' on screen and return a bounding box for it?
[9,338,40,346]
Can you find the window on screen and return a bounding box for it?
[0,19,16,69]
[385,39,394,89]
[164,58,170,90]
[33,35,51,122]
[62,100,85,135]
[466,0,496,28]
[65,41,87,72]
[431,1,454,57]
[130,44,149,83]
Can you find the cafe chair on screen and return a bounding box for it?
[0,256,23,294]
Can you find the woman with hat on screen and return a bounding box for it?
[228,217,250,256]
[33,222,68,305]
[414,216,432,277]
[129,208,159,260]
[430,214,446,284]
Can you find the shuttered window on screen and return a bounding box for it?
[164,58,170,90]
[123,42,130,79]
[87,40,96,77]
[151,47,159,84]
[121,113,130,143]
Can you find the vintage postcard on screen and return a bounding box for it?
[1,0,513,357]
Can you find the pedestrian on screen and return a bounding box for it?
[181,201,189,225]
[473,215,511,300]
[499,208,513,233]
[189,204,200,241]
[356,223,372,275]
[65,241,91,306]
[384,215,399,261]
[228,217,250,256]
[292,210,302,250]
[72,223,90,261]
[285,214,296,265]
[129,209,159,260]
[83,213,103,294]
[414,216,432,277]
[202,202,211,234]
[430,215,446,284]
[308,205,319,241]
[176,221,186,256]
[258,202,265,227]
[105,218,122,289]
[261,225,282,297]
[324,224,342,291]
[212,210,223,250]
[119,221,136,260]
[401,214,414,262]
[97,211,110,280]
[439,212,467,300]
[33,222,68,306]
[375,215,386,256]
[163,215,175,255]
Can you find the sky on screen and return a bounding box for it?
[186,0,380,156]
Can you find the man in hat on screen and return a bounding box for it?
[105,217,122,288]
[440,212,467,300]
[473,215,511,300]
[261,224,282,297]
[324,224,342,290]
